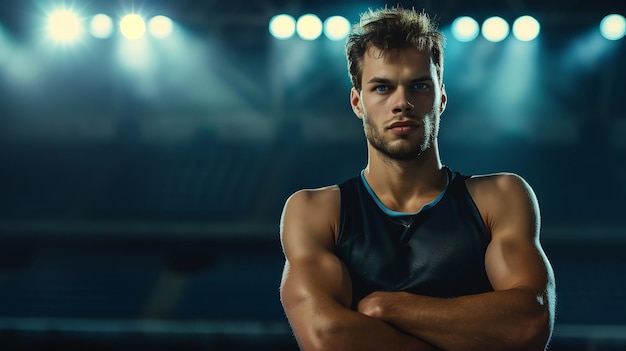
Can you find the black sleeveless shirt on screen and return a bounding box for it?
[336,168,494,308]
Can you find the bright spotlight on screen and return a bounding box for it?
[148,16,173,39]
[482,16,510,42]
[323,16,351,41]
[600,14,626,40]
[297,14,323,40]
[513,16,540,41]
[269,14,296,40]
[451,16,479,42]
[47,9,82,43]
[90,14,113,39]
[120,14,146,40]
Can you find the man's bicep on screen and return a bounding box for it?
[280,253,353,314]
[485,233,553,292]
[483,174,555,293]
[279,230,354,349]
[279,188,352,329]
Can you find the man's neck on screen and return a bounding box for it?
[363,144,447,213]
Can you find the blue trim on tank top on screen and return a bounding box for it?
[360,168,450,217]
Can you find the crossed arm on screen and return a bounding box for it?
[279,175,556,351]
[280,187,437,351]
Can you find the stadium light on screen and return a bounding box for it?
[120,14,146,40]
[148,15,173,39]
[296,14,323,40]
[451,16,479,42]
[323,16,351,41]
[90,14,114,39]
[47,9,82,43]
[512,16,540,41]
[482,16,509,42]
[269,14,296,40]
[600,14,626,40]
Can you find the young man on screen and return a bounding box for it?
[279,7,556,351]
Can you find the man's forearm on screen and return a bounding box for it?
[358,289,553,351]
[291,307,439,351]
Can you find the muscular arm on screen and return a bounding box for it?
[280,188,438,351]
[358,174,556,351]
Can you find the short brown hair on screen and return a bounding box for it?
[346,7,445,91]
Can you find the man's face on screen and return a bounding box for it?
[350,47,446,161]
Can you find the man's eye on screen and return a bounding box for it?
[412,83,429,91]
[375,85,389,92]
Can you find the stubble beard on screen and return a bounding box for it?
[362,110,439,161]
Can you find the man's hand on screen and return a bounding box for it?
[358,291,405,318]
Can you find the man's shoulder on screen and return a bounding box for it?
[465,172,531,194]
[281,186,342,247]
[465,172,538,227]
[286,185,341,206]
[282,185,341,223]
[464,172,536,209]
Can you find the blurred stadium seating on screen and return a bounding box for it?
[0,0,625,349]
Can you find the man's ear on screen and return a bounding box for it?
[350,87,364,119]
[440,84,447,114]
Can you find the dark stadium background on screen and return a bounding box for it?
[0,0,624,349]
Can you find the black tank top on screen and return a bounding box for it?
[336,168,494,308]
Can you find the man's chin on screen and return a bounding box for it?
[374,146,425,161]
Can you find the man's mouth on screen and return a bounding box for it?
[387,120,418,129]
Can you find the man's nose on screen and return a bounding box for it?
[391,89,414,114]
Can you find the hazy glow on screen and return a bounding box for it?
[297,14,323,40]
[90,14,114,39]
[120,14,146,40]
[323,16,351,41]
[482,16,509,42]
[513,16,540,41]
[148,15,173,39]
[451,16,479,42]
[564,29,614,71]
[600,14,626,40]
[269,14,296,40]
[47,9,82,43]
[117,36,152,73]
